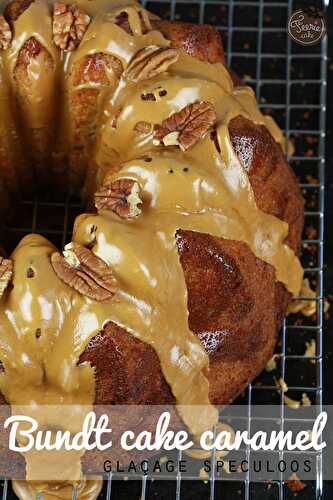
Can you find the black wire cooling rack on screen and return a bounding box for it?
[0,0,328,498]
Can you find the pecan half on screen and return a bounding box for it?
[0,15,12,50]
[53,3,90,51]
[154,101,217,151]
[124,45,178,83]
[95,179,142,219]
[0,257,13,299]
[51,242,117,301]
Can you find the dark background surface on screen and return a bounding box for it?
[323,1,332,497]
[324,0,332,408]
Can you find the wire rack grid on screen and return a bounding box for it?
[0,0,328,499]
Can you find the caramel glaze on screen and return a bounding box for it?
[13,478,103,500]
[0,0,303,498]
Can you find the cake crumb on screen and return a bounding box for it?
[265,354,280,372]
[223,461,231,474]
[276,377,288,393]
[199,467,209,482]
[284,395,301,409]
[304,339,316,363]
[285,473,306,492]
[301,393,312,407]
[287,279,316,317]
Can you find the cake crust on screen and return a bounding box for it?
[153,19,225,64]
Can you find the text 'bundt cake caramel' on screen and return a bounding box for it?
[0,0,304,497]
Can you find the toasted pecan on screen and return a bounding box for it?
[51,242,117,301]
[53,2,90,51]
[95,178,142,219]
[154,101,217,150]
[0,15,12,50]
[0,257,13,299]
[124,46,178,83]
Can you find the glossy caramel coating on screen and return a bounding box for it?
[79,116,304,408]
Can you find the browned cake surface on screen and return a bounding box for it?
[3,0,34,22]
[152,19,225,64]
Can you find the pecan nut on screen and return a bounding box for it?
[95,178,142,219]
[124,45,178,83]
[0,15,12,50]
[0,257,13,299]
[154,101,217,150]
[53,3,90,51]
[51,242,117,301]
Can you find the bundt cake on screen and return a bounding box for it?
[0,0,304,497]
